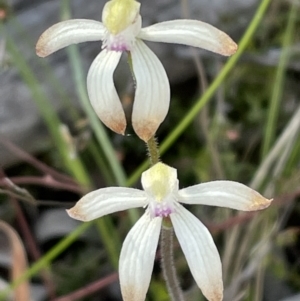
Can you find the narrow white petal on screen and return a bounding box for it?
[171,205,223,301]
[138,20,237,56]
[87,50,127,134]
[67,187,147,221]
[178,180,272,211]
[131,40,170,142]
[36,19,105,57]
[119,212,162,301]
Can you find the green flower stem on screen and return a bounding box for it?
[127,0,272,186]
[161,224,185,301]
[146,136,160,166]
[261,0,297,158]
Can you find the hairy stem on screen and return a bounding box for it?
[146,136,160,166]
[161,225,185,301]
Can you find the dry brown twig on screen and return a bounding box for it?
[51,273,118,301]
[0,137,77,185]
[0,137,84,204]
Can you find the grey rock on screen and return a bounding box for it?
[279,294,300,301]
[34,208,82,243]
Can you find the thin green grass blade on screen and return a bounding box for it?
[261,1,297,158]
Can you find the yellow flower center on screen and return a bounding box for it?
[145,163,174,202]
[102,0,141,35]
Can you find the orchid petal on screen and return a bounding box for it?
[131,40,170,142]
[171,204,223,301]
[67,187,147,221]
[87,50,127,134]
[138,20,237,56]
[36,19,105,57]
[178,180,272,211]
[119,212,162,301]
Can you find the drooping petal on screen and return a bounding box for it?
[138,20,237,56]
[171,204,223,301]
[131,40,170,142]
[119,212,162,301]
[67,187,147,221]
[36,19,105,57]
[178,180,272,211]
[87,50,127,134]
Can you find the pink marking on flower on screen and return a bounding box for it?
[154,205,174,217]
[149,200,176,219]
[103,33,133,52]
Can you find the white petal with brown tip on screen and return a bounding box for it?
[119,212,162,301]
[178,180,272,211]
[87,49,127,135]
[171,204,223,301]
[138,20,237,56]
[36,19,105,57]
[131,40,170,142]
[67,187,147,221]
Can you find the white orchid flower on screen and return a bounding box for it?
[36,0,237,142]
[67,162,271,301]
